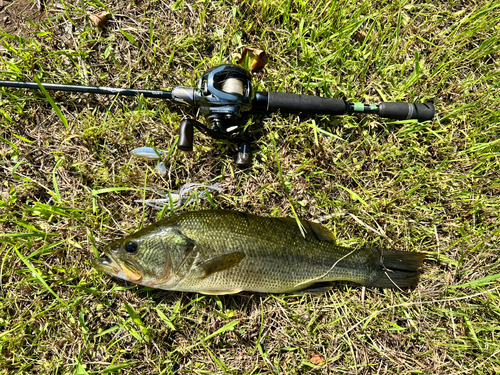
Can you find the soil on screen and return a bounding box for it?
[0,0,45,35]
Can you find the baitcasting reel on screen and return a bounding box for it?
[171,64,254,166]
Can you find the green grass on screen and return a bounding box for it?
[1,0,500,373]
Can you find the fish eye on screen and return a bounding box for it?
[125,240,139,254]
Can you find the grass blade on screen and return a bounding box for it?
[203,320,239,343]
[34,75,69,130]
[448,274,500,289]
[123,302,150,343]
[14,246,67,307]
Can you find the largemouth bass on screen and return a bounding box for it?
[92,210,425,294]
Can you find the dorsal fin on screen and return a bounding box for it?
[278,218,335,243]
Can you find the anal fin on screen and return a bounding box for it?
[199,289,243,295]
[293,282,334,295]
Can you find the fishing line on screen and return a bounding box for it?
[221,77,245,96]
[293,247,359,289]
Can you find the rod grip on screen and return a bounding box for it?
[267,92,348,115]
[378,102,435,121]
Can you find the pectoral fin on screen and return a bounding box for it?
[198,252,246,278]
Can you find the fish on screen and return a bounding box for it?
[92,210,426,295]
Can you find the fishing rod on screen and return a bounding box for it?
[0,64,435,167]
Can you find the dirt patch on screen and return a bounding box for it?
[0,0,45,35]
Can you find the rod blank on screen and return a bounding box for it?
[0,80,173,99]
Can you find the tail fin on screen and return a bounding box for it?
[369,249,426,289]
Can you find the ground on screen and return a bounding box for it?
[1,0,499,374]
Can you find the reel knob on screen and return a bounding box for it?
[177,119,194,151]
[235,141,251,167]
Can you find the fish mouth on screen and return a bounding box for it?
[91,253,143,282]
[91,254,121,274]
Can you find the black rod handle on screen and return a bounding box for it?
[378,102,435,121]
[266,92,349,115]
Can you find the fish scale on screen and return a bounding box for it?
[173,211,367,292]
[92,210,426,294]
